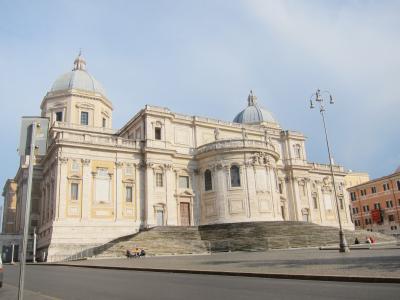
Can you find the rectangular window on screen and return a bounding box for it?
[81,111,89,125]
[383,182,390,191]
[386,200,393,208]
[179,176,190,189]
[350,192,357,201]
[102,118,106,128]
[371,186,376,194]
[339,198,344,210]
[125,186,132,202]
[71,183,79,201]
[155,127,161,140]
[374,203,381,209]
[397,181,400,191]
[55,111,63,122]
[156,173,163,187]
[388,214,395,222]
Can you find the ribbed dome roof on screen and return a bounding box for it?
[50,53,106,97]
[233,91,276,124]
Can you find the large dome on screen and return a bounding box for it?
[233,91,276,124]
[50,53,106,97]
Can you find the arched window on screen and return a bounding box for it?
[204,169,212,191]
[230,165,241,187]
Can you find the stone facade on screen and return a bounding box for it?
[2,179,18,233]
[344,171,370,189]
[3,55,354,260]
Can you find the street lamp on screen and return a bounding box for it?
[309,89,350,253]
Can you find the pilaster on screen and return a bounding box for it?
[115,161,124,220]
[57,157,68,220]
[81,159,91,220]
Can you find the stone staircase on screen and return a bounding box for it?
[93,226,209,258]
[90,222,397,258]
[198,221,396,252]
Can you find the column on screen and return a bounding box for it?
[144,161,154,226]
[191,169,200,225]
[57,157,68,220]
[243,162,253,219]
[81,159,91,221]
[270,166,281,220]
[115,162,123,221]
[135,163,143,225]
[165,164,174,225]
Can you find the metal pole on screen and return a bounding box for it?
[33,227,37,263]
[320,109,349,253]
[18,122,37,300]
[11,244,15,264]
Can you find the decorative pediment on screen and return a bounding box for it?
[301,208,309,215]
[176,190,195,197]
[122,178,135,184]
[76,102,95,110]
[67,174,81,180]
[52,102,67,108]
[101,109,111,118]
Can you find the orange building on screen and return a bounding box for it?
[348,169,400,237]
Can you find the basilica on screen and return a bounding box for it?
[3,54,354,260]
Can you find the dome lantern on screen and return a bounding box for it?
[73,50,86,71]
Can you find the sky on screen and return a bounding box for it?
[1,0,399,209]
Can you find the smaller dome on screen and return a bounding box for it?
[50,53,107,97]
[233,91,276,124]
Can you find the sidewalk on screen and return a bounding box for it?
[41,247,400,283]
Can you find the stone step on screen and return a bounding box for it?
[90,221,397,258]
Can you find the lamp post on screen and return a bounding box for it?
[309,89,350,253]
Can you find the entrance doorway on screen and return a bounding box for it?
[156,210,164,226]
[180,203,190,226]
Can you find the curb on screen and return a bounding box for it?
[31,263,400,284]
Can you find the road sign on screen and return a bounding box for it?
[19,117,49,156]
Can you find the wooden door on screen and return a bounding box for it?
[180,203,190,226]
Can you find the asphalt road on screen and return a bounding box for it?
[1,264,400,300]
